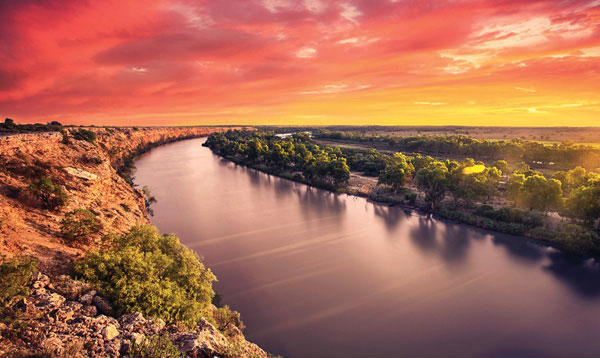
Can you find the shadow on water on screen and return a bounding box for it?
[544,252,600,298]
[408,216,472,264]
[373,204,408,231]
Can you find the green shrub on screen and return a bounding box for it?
[530,227,558,241]
[555,224,600,254]
[71,129,97,143]
[405,192,417,205]
[60,209,102,245]
[128,334,180,358]
[213,305,245,336]
[28,177,68,210]
[0,256,37,308]
[74,225,216,327]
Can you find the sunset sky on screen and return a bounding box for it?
[1,0,599,126]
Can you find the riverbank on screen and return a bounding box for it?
[0,127,268,357]
[211,151,591,257]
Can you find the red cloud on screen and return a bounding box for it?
[0,0,599,125]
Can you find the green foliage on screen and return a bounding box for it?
[71,129,97,143]
[491,160,510,174]
[74,225,216,327]
[0,118,62,134]
[555,224,600,254]
[28,177,68,210]
[378,153,413,192]
[520,175,563,213]
[415,162,449,209]
[213,305,246,335]
[142,186,157,217]
[313,130,600,169]
[60,208,102,245]
[0,256,38,308]
[564,179,600,229]
[473,205,541,227]
[128,334,180,358]
[205,130,350,189]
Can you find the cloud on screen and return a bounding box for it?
[515,87,536,92]
[1,0,599,125]
[295,46,317,58]
[415,102,446,106]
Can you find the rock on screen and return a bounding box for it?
[105,339,121,357]
[79,290,96,305]
[36,293,66,310]
[40,337,63,355]
[119,312,146,331]
[102,324,120,341]
[64,166,99,181]
[53,275,92,300]
[82,304,97,317]
[93,295,113,315]
[32,272,50,289]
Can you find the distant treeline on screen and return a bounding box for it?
[0,118,63,134]
[313,130,600,170]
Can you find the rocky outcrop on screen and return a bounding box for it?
[0,273,266,357]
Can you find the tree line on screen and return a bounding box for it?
[204,131,350,189]
[314,130,600,170]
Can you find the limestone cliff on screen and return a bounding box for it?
[0,126,267,358]
[0,127,244,272]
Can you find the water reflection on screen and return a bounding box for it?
[134,138,600,358]
[545,253,600,298]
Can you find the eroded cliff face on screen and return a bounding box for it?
[0,126,268,358]
[0,127,242,272]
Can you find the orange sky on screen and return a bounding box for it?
[1,0,599,126]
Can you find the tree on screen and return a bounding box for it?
[520,175,563,214]
[246,138,266,163]
[378,153,413,192]
[416,162,449,209]
[3,118,15,126]
[328,158,350,186]
[491,160,510,175]
[506,173,525,204]
[564,180,600,231]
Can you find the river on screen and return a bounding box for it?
[134,137,600,358]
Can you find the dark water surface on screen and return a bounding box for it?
[135,138,600,358]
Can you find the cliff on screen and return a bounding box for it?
[0,126,267,358]
[0,127,242,272]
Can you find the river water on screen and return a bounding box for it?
[134,138,600,358]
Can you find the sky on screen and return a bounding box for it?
[0,0,599,126]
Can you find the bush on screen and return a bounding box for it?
[61,209,102,245]
[405,192,417,205]
[0,256,37,308]
[213,305,245,336]
[28,177,68,210]
[71,129,97,143]
[555,224,600,254]
[74,225,216,327]
[128,334,180,358]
